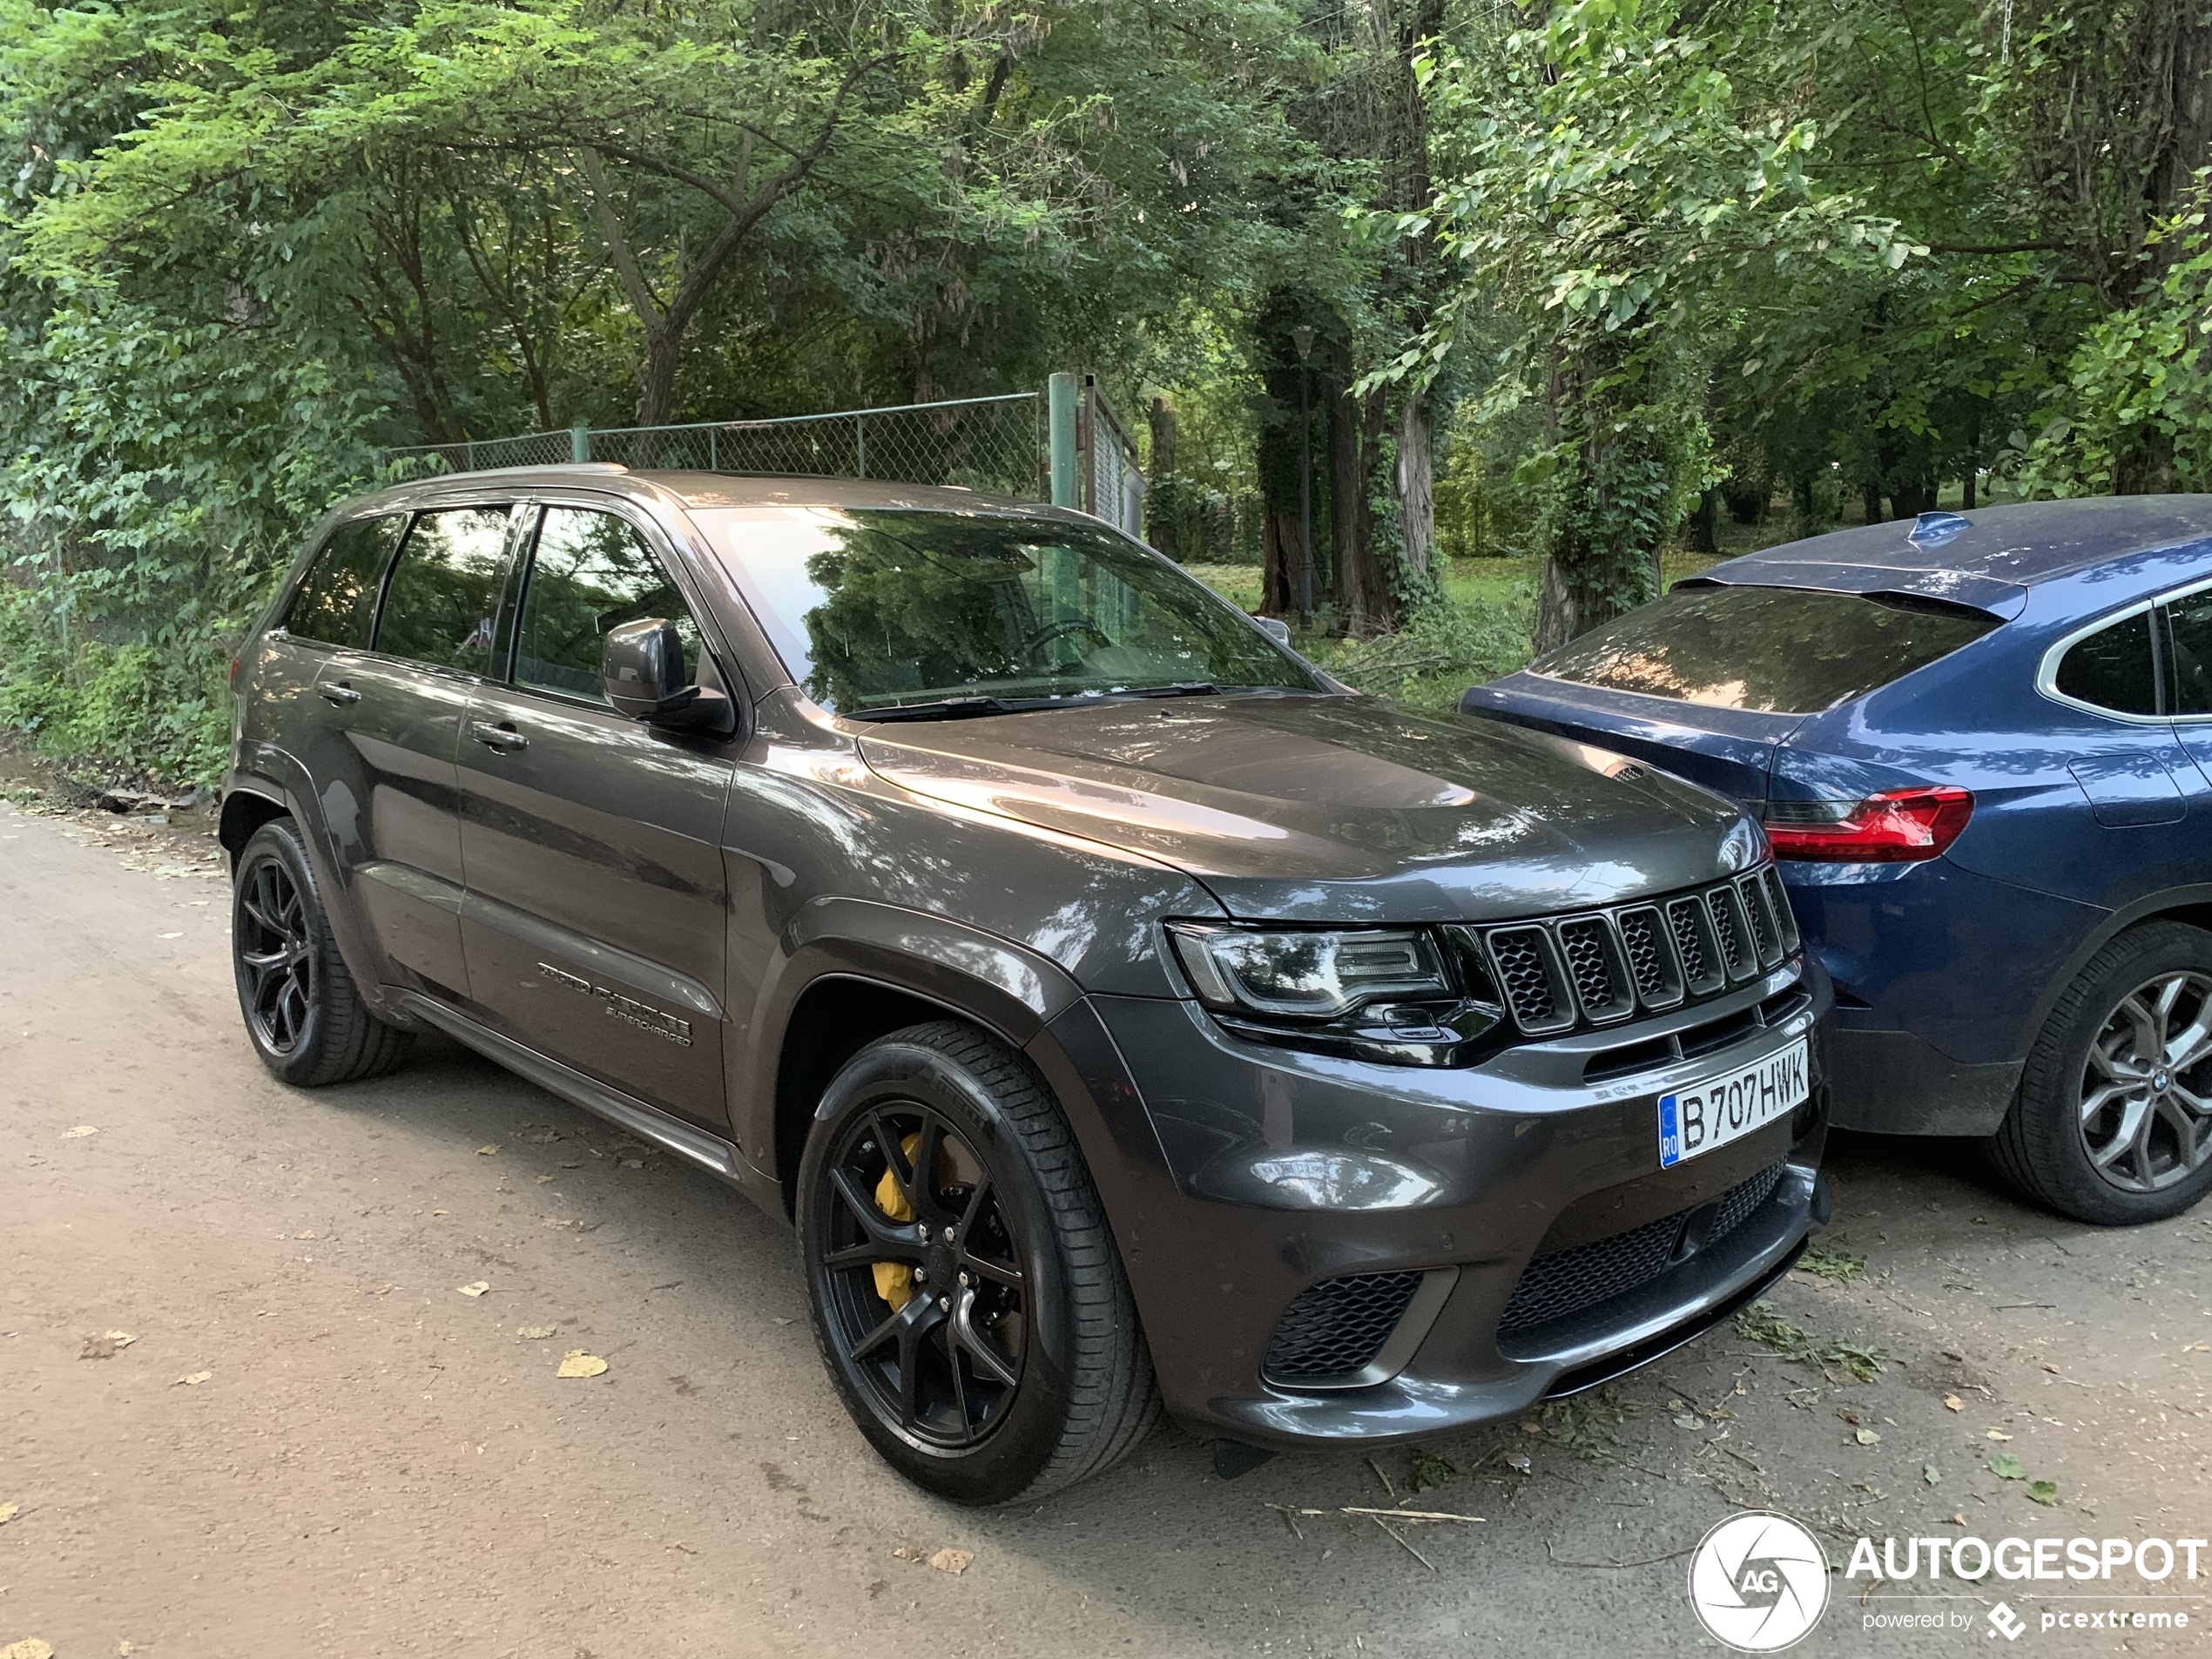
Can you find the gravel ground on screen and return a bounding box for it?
[1,782,2208,1658]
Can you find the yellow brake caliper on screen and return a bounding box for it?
[872,1132,921,1310]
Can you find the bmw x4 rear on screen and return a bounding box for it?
[221,467,1832,1501]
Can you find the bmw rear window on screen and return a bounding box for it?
[1529,585,2000,715]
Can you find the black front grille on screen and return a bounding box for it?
[1264,1271,1425,1385]
[1488,928,1559,1030]
[1465,866,1799,1039]
[1495,1159,1789,1340]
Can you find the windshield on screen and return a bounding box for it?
[1530,583,2000,715]
[693,506,1318,714]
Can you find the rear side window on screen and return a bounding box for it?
[375,507,516,674]
[287,516,404,648]
[1531,585,2000,715]
[2164,592,2212,714]
[513,507,699,704]
[2055,610,2161,716]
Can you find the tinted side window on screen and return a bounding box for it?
[514,508,699,703]
[287,516,404,648]
[2165,592,2212,715]
[1532,585,1999,715]
[2055,610,2161,716]
[375,507,515,673]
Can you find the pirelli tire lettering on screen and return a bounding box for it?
[536,961,694,1048]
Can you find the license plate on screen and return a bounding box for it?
[1658,1038,1809,1168]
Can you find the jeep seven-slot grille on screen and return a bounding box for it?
[1472,867,1798,1039]
[1495,1158,1789,1339]
[1263,1271,1426,1386]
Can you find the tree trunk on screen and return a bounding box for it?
[1395,395,1433,587]
[1149,396,1178,561]
[1261,504,1300,617]
[1532,556,1581,657]
[1328,364,1365,627]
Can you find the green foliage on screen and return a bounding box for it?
[1535,1389,1637,1462]
[1318,588,1533,706]
[1796,1243,1868,1282]
[1735,1298,1889,1384]
[1407,1452,1457,1492]
[2021,180,2212,495]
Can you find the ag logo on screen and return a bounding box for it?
[1686,1511,1831,1651]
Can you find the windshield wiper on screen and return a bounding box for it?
[1118,682,1221,699]
[846,695,1028,722]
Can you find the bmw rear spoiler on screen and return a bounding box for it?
[1672,560,2029,622]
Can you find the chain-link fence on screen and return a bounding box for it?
[1080,379,1145,542]
[385,394,1043,500]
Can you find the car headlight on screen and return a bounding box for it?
[1166,922,1504,1067]
[1169,924,1451,1017]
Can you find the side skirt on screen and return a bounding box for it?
[395,989,746,1185]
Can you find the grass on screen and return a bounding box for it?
[1735,1298,1889,1384]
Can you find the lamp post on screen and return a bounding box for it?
[1290,323,1315,629]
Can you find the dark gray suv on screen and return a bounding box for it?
[222,466,1833,1502]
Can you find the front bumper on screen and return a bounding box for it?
[1043,955,1831,1449]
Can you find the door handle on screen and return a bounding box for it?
[472,721,529,752]
[317,681,361,706]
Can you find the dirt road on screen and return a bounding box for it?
[2,787,2208,1657]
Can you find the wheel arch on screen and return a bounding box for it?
[218,782,294,869]
[2009,884,2212,1062]
[746,900,1089,1220]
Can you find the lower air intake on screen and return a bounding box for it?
[1263,1271,1426,1386]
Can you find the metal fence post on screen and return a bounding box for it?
[856,413,867,479]
[1048,374,1078,509]
[570,423,591,464]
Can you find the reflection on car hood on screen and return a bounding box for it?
[856,693,1755,921]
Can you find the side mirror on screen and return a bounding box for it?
[603,617,730,732]
[1256,616,1293,647]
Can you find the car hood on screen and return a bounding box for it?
[856,693,1758,922]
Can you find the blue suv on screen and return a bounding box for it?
[1463,497,2212,1225]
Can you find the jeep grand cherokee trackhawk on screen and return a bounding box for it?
[221,466,1834,1502]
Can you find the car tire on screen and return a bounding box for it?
[797,1021,1158,1504]
[1990,921,2212,1224]
[231,819,412,1087]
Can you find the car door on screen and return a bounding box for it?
[455,499,738,1132]
[299,502,520,1000]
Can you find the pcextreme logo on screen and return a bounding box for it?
[1687,1511,1831,1651]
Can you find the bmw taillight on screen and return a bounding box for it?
[1764,786,1974,863]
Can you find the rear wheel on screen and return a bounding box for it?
[797,1022,1157,1504]
[231,819,411,1087]
[1991,921,2212,1224]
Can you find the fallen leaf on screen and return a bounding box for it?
[556,1350,608,1379]
[295,1231,316,1240]
[1943,1393,1964,1412]
[173,1371,212,1386]
[518,1325,557,1339]
[1518,1420,1542,1434]
[1986,1429,2012,1441]
[1924,1464,1941,1486]
[1948,1512,1968,1526]
[60,1125,98,1138]
[456,1281,489,1298]
[2,1639,55,1659]
[891,1546,928,1562]
[0,1502,17,1525]
[2027,1480,2060,1506]
[618,1158,644,1169]
[536,1174,556,1184]
[1673,1413,1702,1429]
[1989,1452,2027,1480]
[526,1131,562,1144]
[1854,1427,1881,1445]
[476,1145,499,1156]
[80,1331,136,1359]
[928,1548,974,1575]
[1504,1453,1533,1474]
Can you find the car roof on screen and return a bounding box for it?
[1688,496,2212,618]
[341,465,1075,523]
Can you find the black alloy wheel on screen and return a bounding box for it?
[798,1022,1157,1504]
[815,1101,1028,1449]
[229,819,411,1087]
[236,853,314,1056]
